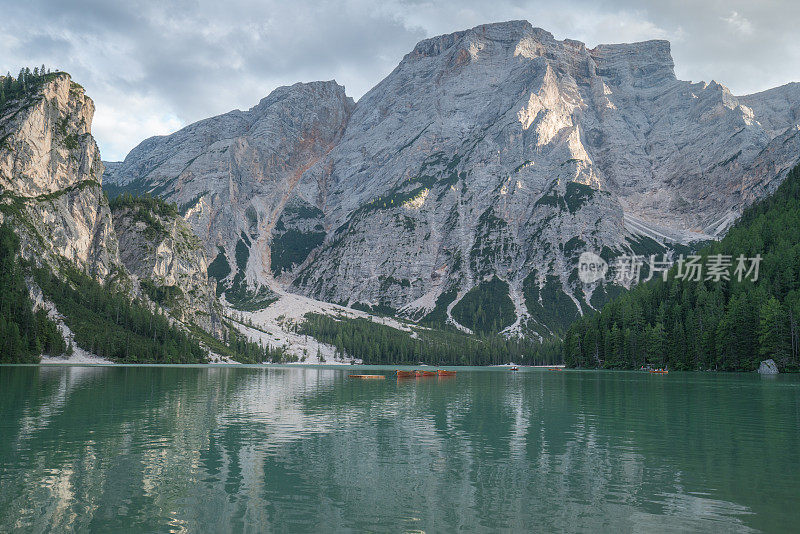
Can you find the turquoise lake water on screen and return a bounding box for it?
[1,365,798,532]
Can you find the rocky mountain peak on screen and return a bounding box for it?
[590,39,675,87]
[104,76,357,305]
[405,20,545,61]
[740,82,800,136]
[400,20,677,88]
[250,80,353,115]
[0,72,103,197]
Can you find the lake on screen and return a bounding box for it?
[1,366,798,532]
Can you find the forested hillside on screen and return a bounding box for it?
[33,265,209,363]
[0,212,286,364]
[564,162,800,371]
[300,313,562,366]
[0,224,65,362]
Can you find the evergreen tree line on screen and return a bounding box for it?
[108,192,179,219]
[33,265,208,363]
[0,224,65,362]
[0,65,57,112]
[563,162,800,372]
[299,313,562,366]
[108,192,181,240]
[33,265,290,364]
[450,276,517,335]
[226,330,287,363]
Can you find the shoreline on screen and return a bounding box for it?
[6,362,788,373]
[9,362,563,368]
[3,364,792,374]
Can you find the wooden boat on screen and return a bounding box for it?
[437,370,456,376]
[348,374,386,380]
[396,369,441,378]
[509,366,519,371]
[547,368,562,371]
[649,369,669,374]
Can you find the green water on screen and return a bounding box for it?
[1,366,799,533]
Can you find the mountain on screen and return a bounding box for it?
[104,81,353,310]
[563,161,800,371]
[105,20,800,338]
[109,193,224,336]
[1,72,122,281]
[0,71,221,315]
[0,70,283,363]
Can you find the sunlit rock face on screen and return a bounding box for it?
[0,73,122,281]
[0,73,223,338]
[106,20,800,336]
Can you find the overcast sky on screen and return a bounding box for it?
[2,0,798,161]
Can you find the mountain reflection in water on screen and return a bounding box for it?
[1,366,798,532]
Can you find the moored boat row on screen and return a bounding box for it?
[396,369,457,378]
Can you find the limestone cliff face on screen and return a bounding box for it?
[111,199,223,335]
[0,72,225,342]
[106,21,800,336]
[0,73,122,282]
